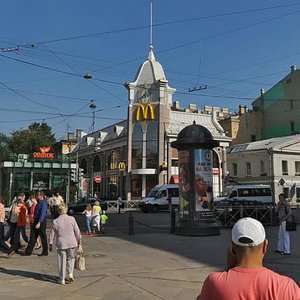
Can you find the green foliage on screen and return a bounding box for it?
[8,122,56,157]
[0,133,11,162]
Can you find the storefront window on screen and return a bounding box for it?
[146,122,158,169]
[131,174,142,199]
[132,123,143,169]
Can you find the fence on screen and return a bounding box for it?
[214,204,274,227]
[105,200,139,212]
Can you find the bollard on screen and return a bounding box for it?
[128,213,135,235]
[170,208,176,233]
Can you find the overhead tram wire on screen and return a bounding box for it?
[2,2,300,51]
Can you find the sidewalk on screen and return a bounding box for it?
[0,223,299,299]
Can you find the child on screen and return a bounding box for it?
[82,204,93,235]
[100,211,108,233]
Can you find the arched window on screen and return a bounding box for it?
[107,151,118,170]
[93,155,101,172]
[132,123,143,169]
[80,158,88,174]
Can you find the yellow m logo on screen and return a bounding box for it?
[136,103,155,121]
[118,161,126,171]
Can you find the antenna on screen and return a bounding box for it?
[150,2,153,48]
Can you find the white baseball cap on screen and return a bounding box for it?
[232,217,266,247]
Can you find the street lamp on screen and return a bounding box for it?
[90,100,96,132]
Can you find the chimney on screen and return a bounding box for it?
[239,105,247,115]
[76,129,83,140]
[67,132,75,140]
[291,65,297,73]
[173,101,180,110]
[260,88,265,96]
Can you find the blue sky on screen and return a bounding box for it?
[1,0,300,139]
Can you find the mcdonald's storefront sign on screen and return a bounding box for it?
[118,161,126,171]
[136,103,155,121]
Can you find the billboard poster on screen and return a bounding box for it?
[178,150,191,217]
[194,149,213,212]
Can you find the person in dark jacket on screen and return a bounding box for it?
[25,191,48,256]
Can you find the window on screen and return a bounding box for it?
[260,161,266,175]
[295,162,300,175]
[232,163,237,176]
[246,162,251,176]
[296,188,300,202]
[282,160,288,175]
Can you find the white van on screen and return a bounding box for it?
[138,184,179,213]
[214,184,273,204]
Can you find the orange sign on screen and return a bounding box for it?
[33,146,54,159]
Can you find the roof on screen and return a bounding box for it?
[228,135,300,153]
[167,110,231,142]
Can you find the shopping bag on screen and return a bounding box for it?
[286,215,297,231]
[75,244,86,271]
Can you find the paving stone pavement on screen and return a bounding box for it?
[0,222,299,300]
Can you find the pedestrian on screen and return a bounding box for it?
[82,204,92,235]
[11,197,29,254]
[49,204,82,285]
[28,195,41,250]
[274,193,292,255]
[51,191,64,219]
[197,217,300,300]
[117,195,123,214]
[100,211,108,233]
[92,201,102,233]
[0,197,15,258]
[4,193,22,247]
[25,191,48,256]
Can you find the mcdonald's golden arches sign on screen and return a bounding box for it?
[136,102,155,121]
[118,161,126,171]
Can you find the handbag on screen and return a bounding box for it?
[286,215,297,231]
[75,244,86,271]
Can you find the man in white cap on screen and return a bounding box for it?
[197,217,300,300]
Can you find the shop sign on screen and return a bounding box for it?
[136,102,154,121]
[33,146,54,159]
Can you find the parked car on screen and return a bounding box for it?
[214,199,273,225]
[67,197,107,215]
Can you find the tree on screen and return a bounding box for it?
[0,133,11,162]
[9,122,56,156]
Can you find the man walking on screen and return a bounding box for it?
[197,217,300,299]
[25,191,48,256]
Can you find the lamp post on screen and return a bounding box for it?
[89,100,96,132]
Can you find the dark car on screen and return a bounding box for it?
[214,199,273,226]
[67,197,108,215]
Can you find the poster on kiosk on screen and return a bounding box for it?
[194,149,213,212]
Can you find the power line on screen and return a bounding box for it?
[2,2,300,50]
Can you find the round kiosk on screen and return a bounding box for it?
[171,122,220,236]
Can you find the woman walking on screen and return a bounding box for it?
[49,204,82,285]
[92,201,102,233]
[82,204,92,235]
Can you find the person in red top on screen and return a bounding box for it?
[29,195,41,250]
[11,197,29,253]
[197,217,300,300]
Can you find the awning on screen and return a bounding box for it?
[170,175,179,184]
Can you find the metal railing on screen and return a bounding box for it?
[214,204,274,227]
[105,200,139,212]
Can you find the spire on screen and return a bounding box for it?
[147,2,156,61]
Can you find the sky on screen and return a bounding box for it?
[1,0,300,140]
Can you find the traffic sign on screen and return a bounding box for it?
[95,175,102,183]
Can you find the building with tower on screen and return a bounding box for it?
[71,44,231,200]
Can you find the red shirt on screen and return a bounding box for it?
[29,202,37,223]
[198,267,300,300]
[17,204,27,227]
